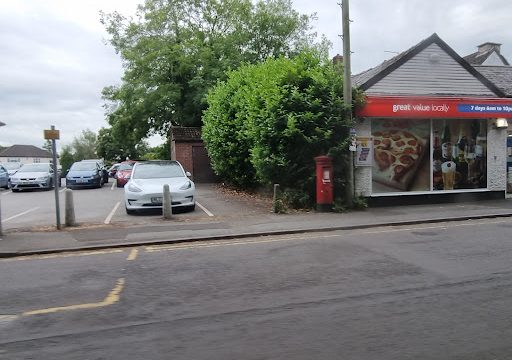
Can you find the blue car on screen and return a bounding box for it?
[0,165,8,189]
[66,161,104,189]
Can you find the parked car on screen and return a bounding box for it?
[0,162,22,188]
[108,163,120,178]
[80,159,109,184]
[116,160,137,187]
[1,162,23,177]
[0,165,9,189]
[9,163,55,192]
[124,160,195,214]
[66,161,105,189]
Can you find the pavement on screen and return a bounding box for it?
[1,197,512,258]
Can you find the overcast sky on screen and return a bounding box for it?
[1,0,511,151]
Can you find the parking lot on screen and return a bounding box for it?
[0,180,272,232]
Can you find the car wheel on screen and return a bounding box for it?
[12,188,20,192]
[125,207,136,215]
[117,180,122,188]
[185,203,196,212]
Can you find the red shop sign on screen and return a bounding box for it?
[356,96,512,119]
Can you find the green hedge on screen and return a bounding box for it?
[202,51,361,207]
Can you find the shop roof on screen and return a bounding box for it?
[473,65,512,97]
[352,33,506,98]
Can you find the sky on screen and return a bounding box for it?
[1,0,511,151]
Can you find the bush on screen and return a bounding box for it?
[202,50,363,207]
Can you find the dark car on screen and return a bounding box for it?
[116,160,137,187]
[81,159,109,184]
[66,161,105,189]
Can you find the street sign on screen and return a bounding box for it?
[44,129,60,140]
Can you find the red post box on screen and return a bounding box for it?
[314,155,333,212]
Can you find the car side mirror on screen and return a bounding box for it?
[186,171,192,177]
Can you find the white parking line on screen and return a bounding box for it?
[104,202,121,224]
[196,201,214,217]
[1,190,12,196]
[111,181,116,190]
[3,207,40,222]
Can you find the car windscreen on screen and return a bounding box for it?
[70,162,97,171]
[2,163,21,170]
[18,164,50,172]
[133,162,184,179]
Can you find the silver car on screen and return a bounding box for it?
[9,163,55,192]
[124,160,195,214]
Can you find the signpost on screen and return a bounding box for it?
[44,125,61,230]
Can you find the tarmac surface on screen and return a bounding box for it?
[1,196,512,258]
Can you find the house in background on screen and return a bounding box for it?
[464,42,510,66]
[0,144,57,165]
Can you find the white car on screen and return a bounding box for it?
[9,163,55,192]
[124,160,195,214]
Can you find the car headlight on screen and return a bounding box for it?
[179,180,192,190]
[37,176,48,181]
[127,183,142,192]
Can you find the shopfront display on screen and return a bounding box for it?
[352,33,511,201]
[370,118,488,194]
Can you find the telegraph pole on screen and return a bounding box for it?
[342,0,354,207]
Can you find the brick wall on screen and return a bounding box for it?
[175,141,203,175]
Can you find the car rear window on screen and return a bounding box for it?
[118,162,135,171]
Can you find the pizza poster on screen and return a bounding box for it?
[355,137,373,167]
[371,119,430,193]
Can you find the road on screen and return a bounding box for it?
[2,217,512,359]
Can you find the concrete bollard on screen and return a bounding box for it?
[65,188,76,227]
[162,184,172,219]
[273,183,280,213]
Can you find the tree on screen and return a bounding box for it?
[59,145,75,174]
[101,0,325,145]
[202,51,364,207]
[96,127,151,162]
[42,140,53,154]
[71,129,98,160]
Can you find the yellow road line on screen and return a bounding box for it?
[127,248,138,261]
[22,278,125,316]
[0,249,124,262]
[145,233,340,252]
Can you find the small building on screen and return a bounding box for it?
[0,144,56,165]
[353,33,512,204]
[170,127,217,183]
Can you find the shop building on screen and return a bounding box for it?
[353,33,512,204]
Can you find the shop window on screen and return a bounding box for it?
[372,119,430,193]
[432,119,487,190]
[371,118,487,194]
